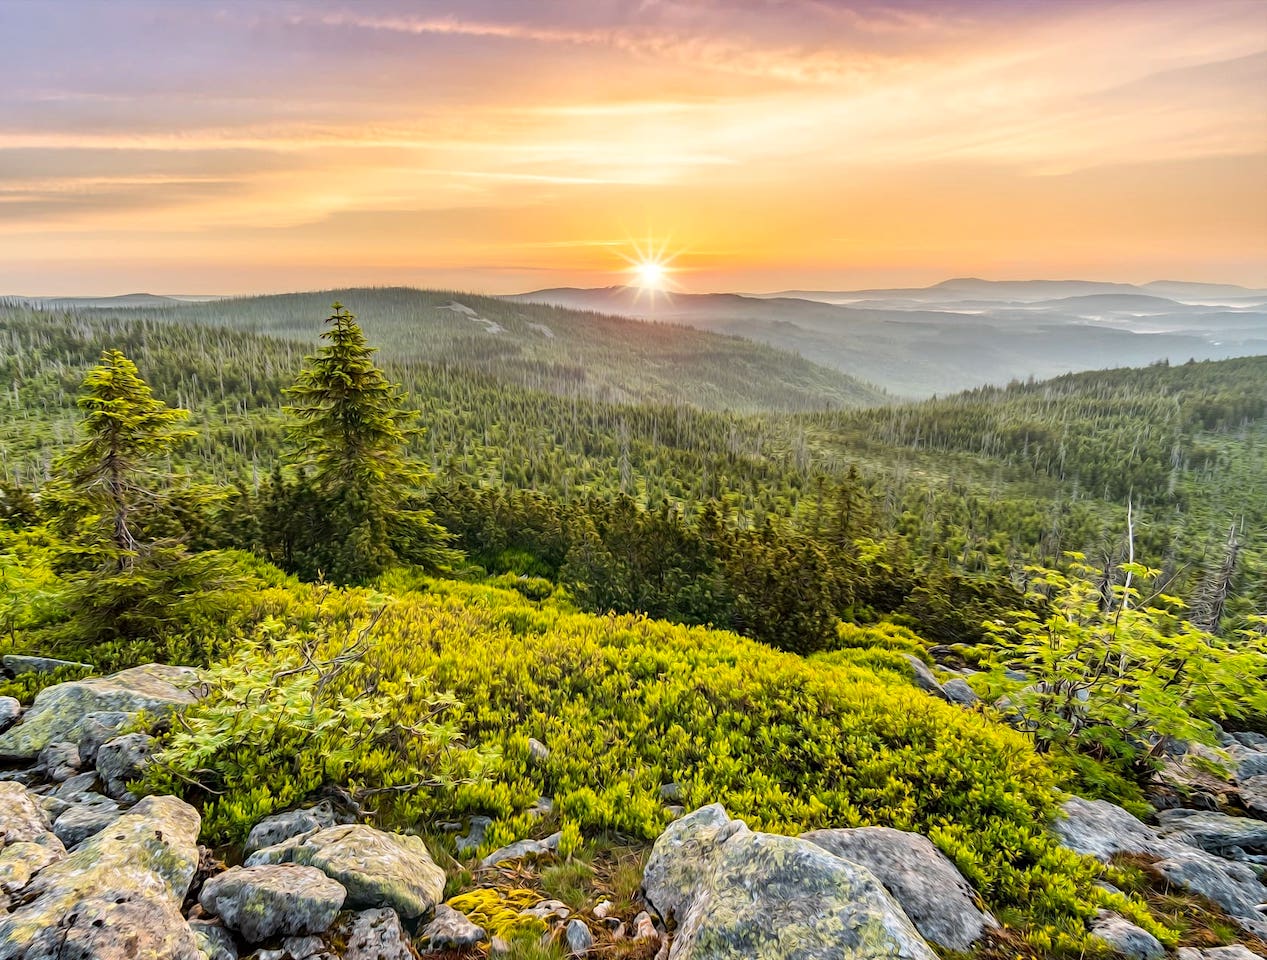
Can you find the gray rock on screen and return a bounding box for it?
[940,678,979,707]
[643,804,938,960]
[95,732,156,801]
[632,911,658,942]
[1178,949,1262,960]
[76,711,132,765]
[902,655,949,701]
[520,899,569,921]
[1052,797,1164,861]
[480,831,562,868]
[455,815,492,855]
[0,698,19,734]
[0,794,203,958]
[1239,774,1267,818]
[245,802,338,856]
[423,903,488,949]
[1,655,92,676]
[1090,911,1164,960]
[246,824,444,920]
[565,919,593,955]
[190,918,238,960]
[52,794,124,848]
[1053,798,1267,937]
[53,771,99,798]
[1156,808,1267,856]
[1229,742,1267,780]
[281,934,326,959]
[1231,731,1267,749]
[528,737,550,763]
[333,907,417,960]
[0,663,202,761]
[199,864,346,943]
[0,782,52,845]
[37,741,80,782]
[659,782,682,802]
[801,825,996,951]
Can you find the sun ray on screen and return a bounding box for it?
[617,236,682,301]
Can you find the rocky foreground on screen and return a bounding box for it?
[1,661,1265,959]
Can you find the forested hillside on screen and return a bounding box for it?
[3,289,884,413]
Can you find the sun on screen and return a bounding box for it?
[619,237,680,298]
[633,259,668,291]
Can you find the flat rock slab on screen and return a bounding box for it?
[200,864,346,943]
[644,804,937,960]
[802,825,996,951]
[0,663,202,761]
[0,783,52,846]
[246,824,444,920]
[1156,808,1267,856]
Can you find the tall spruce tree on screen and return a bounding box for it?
[281,304,452,583]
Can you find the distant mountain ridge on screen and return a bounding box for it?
[508,281,1267,397]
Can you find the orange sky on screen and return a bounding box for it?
[2,0,1265,295]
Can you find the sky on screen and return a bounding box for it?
[1,0,1265,296]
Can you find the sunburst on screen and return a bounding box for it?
[618,237,680,301]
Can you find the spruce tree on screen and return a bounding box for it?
[282,304,452,583]
[57,350,195,570]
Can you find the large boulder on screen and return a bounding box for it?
[51,794,124,848]
[801,826,996,951]
[246,824,444,920]
[0,664,202,761]
[643,804,937,960]
[0,840,65,896]
[0,698,19,734]
[0,795,202,959]
[199,864,346,943]
[335,907,417,960]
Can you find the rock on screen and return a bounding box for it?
[1231,731,1267,749]
[245,802,338,856]
[199,864,346,943]
[54,771,99,798]
[480,831,562,868]
[659,782,682,802]
[0,698,19,734]
[528,737,550,762]
[76,711,132,765]
[0,663,202,761]
[940,678,979,707]
[333,907,417,960]
[643,804,938,960]
[1053,798,1164,861]
[95,732,156,801]
[189,918,238,960]
[282,934,326,958]
[1239,774,1267,818]
[632,911,658,941]
[801,825,996,951]
[37,741,81,782]
[521,899,569,920]
[1090,911,1164,960]
[1,655,92,676]
[902,655,949,701]
[246,824,444,920]
[1229,742,1267,780]
[593,900,614,919]
[52,794,124,848]
[455,815,492,855]
[0,782,52,845]
[423,903,488,949]
[0,794,202,958]
[0,839,65,894]
[565,918,593,955]
[1156,808,1267,856]
[1053,798,1267,937]
[1178,949,1262,960]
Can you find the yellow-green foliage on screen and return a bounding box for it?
[445,888,549,938]
[146,575,1154,943]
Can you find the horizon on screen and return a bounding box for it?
[2,0,1265,295]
